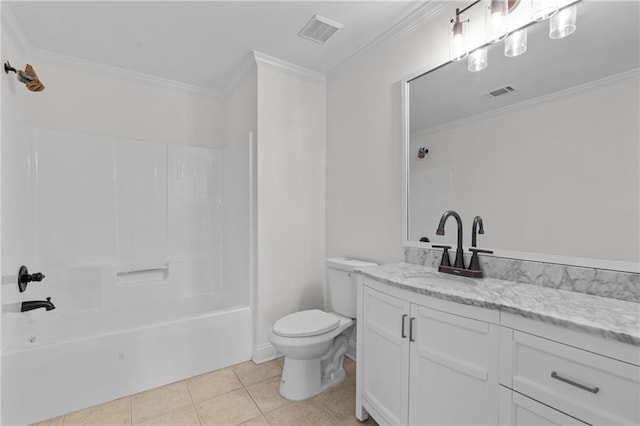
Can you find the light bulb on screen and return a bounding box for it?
[449,14,469,61]
[486,0,508,43]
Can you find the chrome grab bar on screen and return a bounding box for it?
[551,371,599,394]
[117,266,169,276]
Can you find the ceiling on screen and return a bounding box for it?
[409,0,640,135]
[7,1,426,93]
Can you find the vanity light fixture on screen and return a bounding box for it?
[468,47,488,71]
[449,12,470,61]
[448,0,579,73]
[531,0,559,21]
[485,0,509,43]
[504,28,527,57]
[549,4,577,39]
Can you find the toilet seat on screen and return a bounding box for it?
[272,309,339,338]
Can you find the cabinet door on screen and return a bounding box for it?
[499,386,587,425]
[408,304,499,425]
[361,286,410,425]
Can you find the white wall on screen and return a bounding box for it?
[223,67,256,307]
[326,7,450,265]
[1,26,225,148]
[254,60,327,360]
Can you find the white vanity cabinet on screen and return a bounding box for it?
[358,278,500,426]
[499,316,640,426]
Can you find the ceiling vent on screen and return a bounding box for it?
[298,15,343,44]
[484,86,515,98]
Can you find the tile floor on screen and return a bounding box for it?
[34,357,378,426]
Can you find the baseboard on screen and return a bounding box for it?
[252,342,281,364]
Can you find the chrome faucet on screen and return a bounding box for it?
[435,210,465,269]
[21,297,55,312]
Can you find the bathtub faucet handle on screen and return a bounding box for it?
[17,265,46,293]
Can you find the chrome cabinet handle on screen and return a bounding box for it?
[409,317,416,342]
[551,371,599,394]
[401,314,408,338]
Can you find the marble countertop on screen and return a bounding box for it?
[356,263,640,346]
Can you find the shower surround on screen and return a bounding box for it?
[1,123,251,425]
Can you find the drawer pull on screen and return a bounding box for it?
[401,314,408,338]
[551,371,600,394]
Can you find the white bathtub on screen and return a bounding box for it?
[1,303,252,425]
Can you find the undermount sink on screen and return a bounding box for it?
[401,270,477,287]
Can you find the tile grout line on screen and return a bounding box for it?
[129,396,133,426]
[184,381,204,426]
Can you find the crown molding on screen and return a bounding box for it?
[329,0,453,75]
[411,67,640,140]
[1,3,223,100]
[253,51,325,85]
[223,52,258,98]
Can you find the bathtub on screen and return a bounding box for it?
[1,301,252,425]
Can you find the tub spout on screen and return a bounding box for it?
[21,297,55,312]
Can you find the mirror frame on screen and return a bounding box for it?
[400,65,639,273]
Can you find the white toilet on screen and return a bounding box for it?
[268,257,376,400]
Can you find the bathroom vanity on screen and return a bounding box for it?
[354,264,640,426]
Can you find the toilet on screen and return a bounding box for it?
[268,257,376,400]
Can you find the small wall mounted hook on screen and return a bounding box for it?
[4,61,17,74]
[417,146,429,159]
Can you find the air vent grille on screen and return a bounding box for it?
[298,15,343,44]
[485,85,515,98]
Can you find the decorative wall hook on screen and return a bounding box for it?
[4,61,17,74]
[417,146,429,159]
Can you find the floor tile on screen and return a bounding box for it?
[232,360,282,387]
[187,367,243,402]
[266,400,338,426]
[135,405,200,426]
[238,415,270,426]
[274,356,285,368]
[32,415,64,426]
[245,376,290,413]
[196,388,261,426]
[314,382,368,426]
[62,397,130,426]
[131,381,192,424]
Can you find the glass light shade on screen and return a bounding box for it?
[531,0,559,21]
[505,28,528,57]
[468,47,488,72]
[449,15,469,61]
[550,5,577,39]
[485,0,508,43]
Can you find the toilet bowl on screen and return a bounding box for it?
[268,257,377,400]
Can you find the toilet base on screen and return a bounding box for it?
[279,357,347,401]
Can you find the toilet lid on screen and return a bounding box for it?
[272,310,340,338]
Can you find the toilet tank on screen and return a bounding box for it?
[326,257,377,318]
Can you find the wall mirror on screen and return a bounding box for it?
[404,0,639,272]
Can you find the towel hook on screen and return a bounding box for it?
[4,61,17,74]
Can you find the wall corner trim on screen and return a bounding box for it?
[253,51,326,85]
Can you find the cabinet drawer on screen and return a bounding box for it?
[507,331,640,425]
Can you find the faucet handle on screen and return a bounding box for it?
[469,248,493,254]
[432,245,452,268]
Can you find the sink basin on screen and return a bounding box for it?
[401,270,477,287]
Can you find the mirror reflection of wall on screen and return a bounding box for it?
[407,0,639,267]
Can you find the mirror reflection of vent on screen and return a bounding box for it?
[484,86,515,98]
[298,15,343,44]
